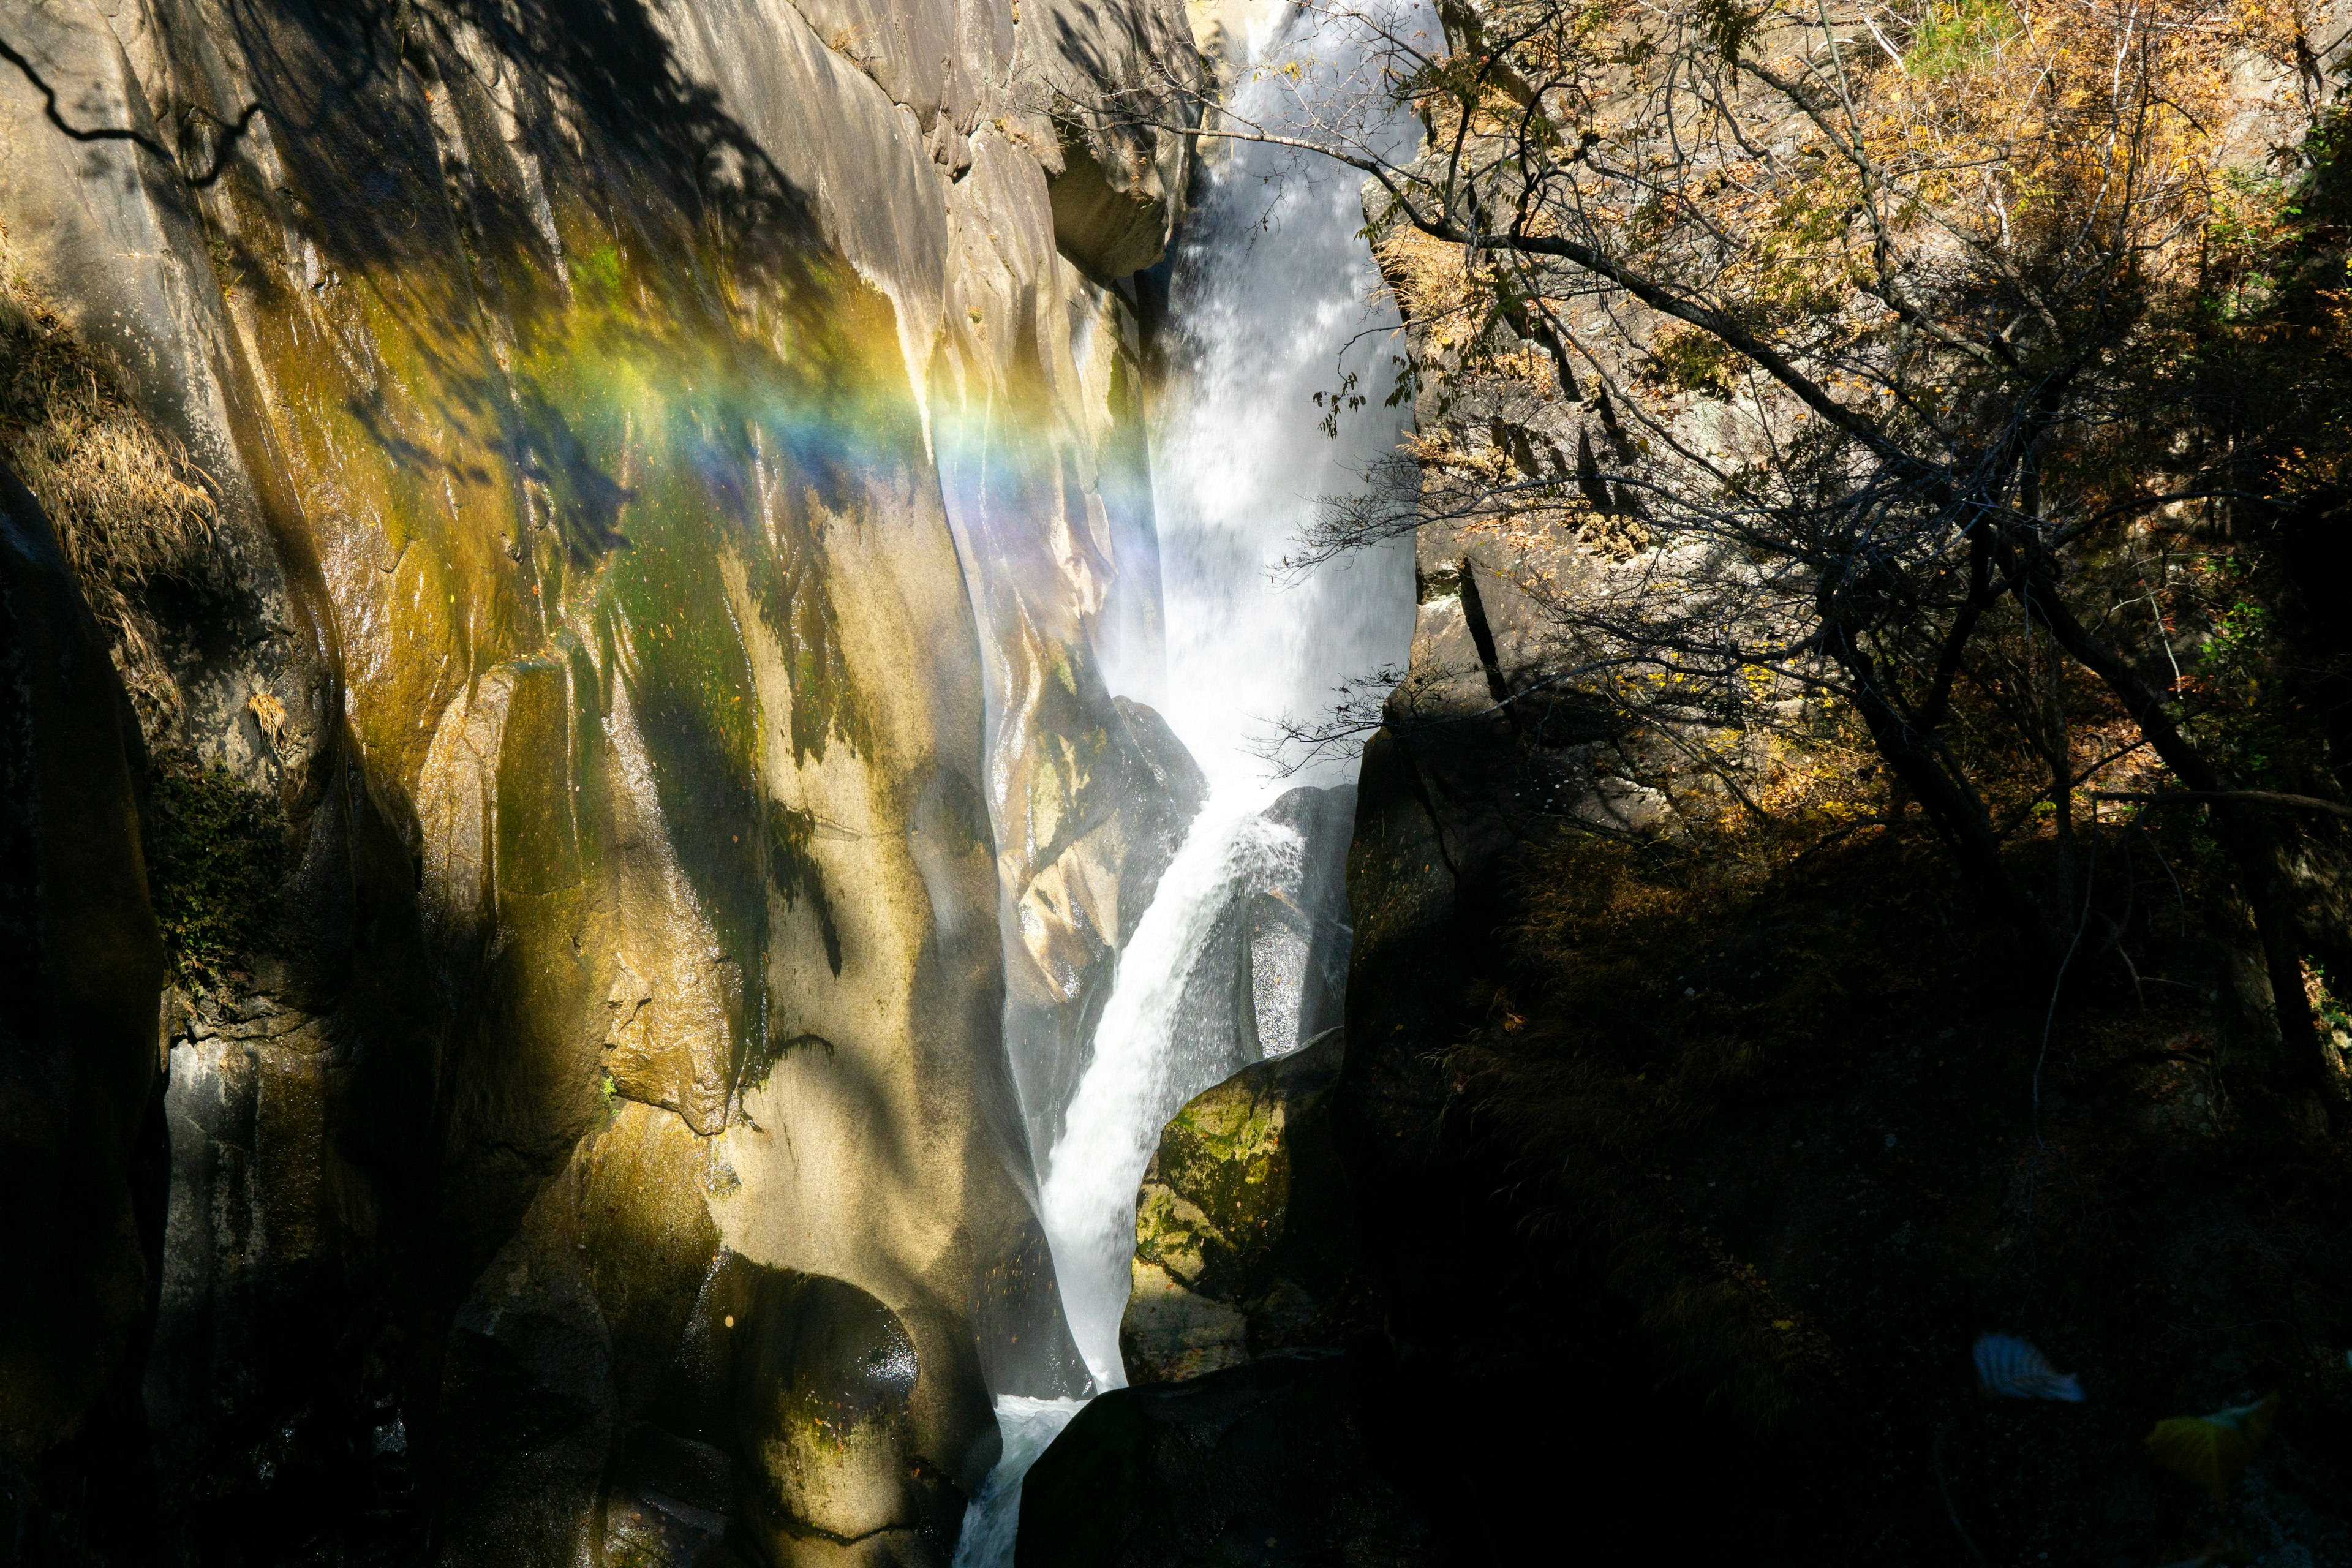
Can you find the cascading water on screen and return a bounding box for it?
[1042,801,1306,1384]
[1107,50,1422,793]
[954,3,1428,1558]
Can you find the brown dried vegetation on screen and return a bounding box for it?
[0,225,216,723]
[1267,0,2352,1108]
[1205,0,2352,1555]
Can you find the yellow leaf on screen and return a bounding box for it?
[2144,1394,2280,1504]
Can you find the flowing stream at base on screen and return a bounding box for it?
[954,4,1426,1558]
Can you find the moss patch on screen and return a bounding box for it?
[1135,1069,1297,1305]
[147,765,287,989]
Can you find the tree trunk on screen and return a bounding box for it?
[1830,634,2057,956]
[2016,572,2331,1105]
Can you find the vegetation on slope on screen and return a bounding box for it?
[1394,6,2352,1555]
[1091,1,2352,1558]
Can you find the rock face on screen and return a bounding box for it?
[1011,1350,1441,1568]
[0,0,1204,1559]
[996,691,1208,1169]
[1247,787,1355,1057]
[1120,1028,1362,1385]
[1133,784,1359,1111]
[1021,0,1203,279]
[0,459,165,1474]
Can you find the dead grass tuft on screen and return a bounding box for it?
[0,225,217,729]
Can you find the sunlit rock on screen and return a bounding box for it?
[1018,0,1203,278]
[2,0,1202,1548]
[1119,1027,1361,1385]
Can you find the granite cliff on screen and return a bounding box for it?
[0,0,1207,1558]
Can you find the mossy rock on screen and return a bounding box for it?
[1133,1070,1291,1294]
[1121,1030,1365,1385]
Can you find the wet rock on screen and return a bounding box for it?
[1001,693,1208,1164]
[601,1485,744,1568]
[435,1107,986,1568]
[615,1419,736,1514]
[1154,785,1354,1093]
[602,1419,752,1566]
[439,1220,618,1568]
[1012,1349,1442,1567]
[1255,786,1356,1054]
[726,1266,967,1566]
[1120,1028,1363,1385]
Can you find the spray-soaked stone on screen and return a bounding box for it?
[1120,1027,1366,1385]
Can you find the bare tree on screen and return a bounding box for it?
[1082,0,2347,1106]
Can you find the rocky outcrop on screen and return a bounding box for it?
[1011,1350,1441,1568]
[1246,786,1355,1057]
[0,0,1204,1558]
[998,693,1207,1163]
[1119,1028,1362,1385]
[1014,0,1202,279]
[1134,784,1358,1110]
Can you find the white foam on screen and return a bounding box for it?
[1041,794,1302,1387]
[959,2,1431,1558]
[1112,0,1426,791]
[949,1396,1090,1568]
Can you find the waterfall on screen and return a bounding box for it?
[1101,20,1424,791]
[1042,801,1305,1384]
[956,2,1426,1558]
[947,1395,1092,1567]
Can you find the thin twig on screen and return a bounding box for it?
[1931,1421,1992,1568]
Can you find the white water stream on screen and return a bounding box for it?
[1043,802,1305,1384]
[955,3,1427,1558]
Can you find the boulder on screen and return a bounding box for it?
[1119,1028,1364,1385]
[727,1268,968,1566]
[1012,1349,1442,1567]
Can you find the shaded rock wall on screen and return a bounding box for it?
[0,0,1203,1558]
[1012,1350,1439,1568]
[0,457,165,1474]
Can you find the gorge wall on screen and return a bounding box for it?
[29,0,2352,1562]
[0,0,1212,1558]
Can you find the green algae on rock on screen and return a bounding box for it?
[0,0,1204,1555]
[1120,1028,1367,1385]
